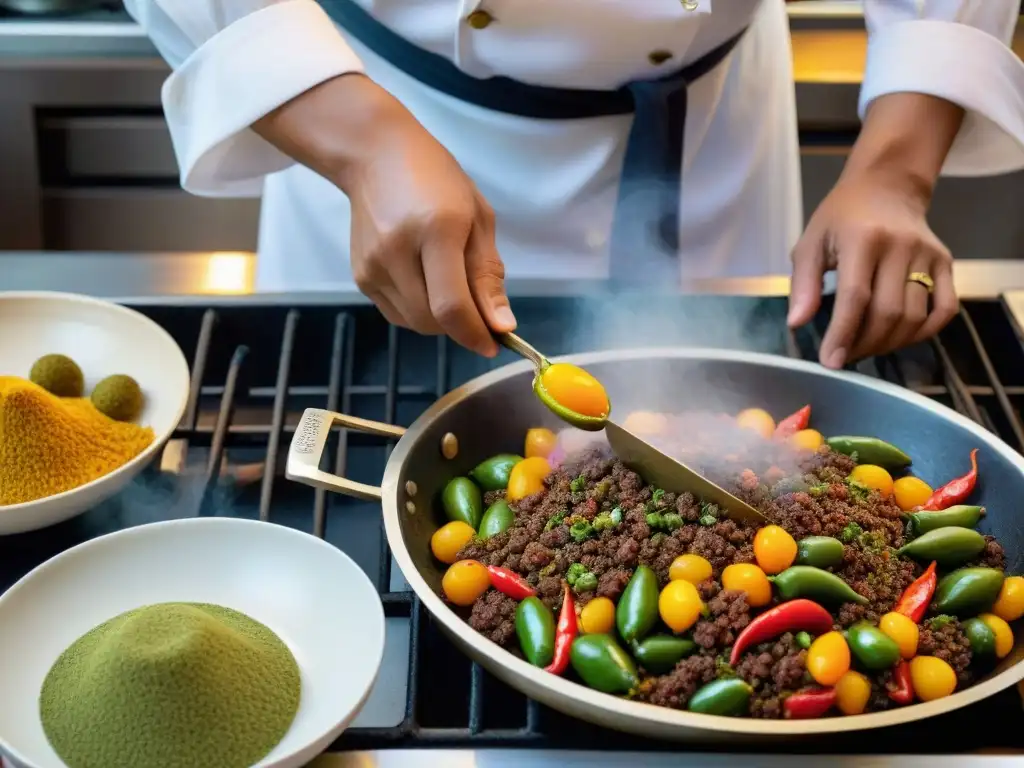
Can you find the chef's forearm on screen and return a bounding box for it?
[253,73,404,192]
[839,92,964,205]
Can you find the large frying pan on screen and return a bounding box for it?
[286,348,1024,741]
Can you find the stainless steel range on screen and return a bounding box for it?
[3,255,1024,766]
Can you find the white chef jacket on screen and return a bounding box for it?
[124,0,1024,293]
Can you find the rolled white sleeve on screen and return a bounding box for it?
[123,0,364,196]
[861,0,1024,177]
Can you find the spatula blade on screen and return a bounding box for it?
[604,420,766,525]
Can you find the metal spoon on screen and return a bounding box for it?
[497,332,610,431]
[497,332,766,524]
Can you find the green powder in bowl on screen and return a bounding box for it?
[39,602,301,768]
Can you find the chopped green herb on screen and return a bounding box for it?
[714,656,736,678]
[858,531,888,555]
[699,513,717,527]
[662,512,683,531]
[593,512,615,531]
[651,488,666,505]
[839,522,864,544]
[845,478,870,503]
[570,473,588,493]
[543,509,568,532]
[610,507,623,525]
[795,631,812,650]
[569,520,595,542]
[574,572,598,592]
[928,615,955,631]
[807,482,829,497]
[566,563,588,586]
[650,532,667,547]
[645,512,665,530]
[699,501,719,520]
[593,479,612,500]
[538,562,558,578]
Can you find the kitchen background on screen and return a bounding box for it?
[0,0,1022,260]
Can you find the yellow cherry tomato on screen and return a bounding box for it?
[442,560,491,607]
[524,427,558,459]
[506,456,551,502]
[721,563,772,608]
[669,554,713,585]
[892,475,934,512]
[753,525,798,575]
[879,612,919,659]
[736,408,775,440]
[622,410,669,436]
[538,363,609,418]
[658,579,704,633]
[848,464,894,499]
[835,670,872,716]
[430,521,476,565]
[790,429,824,452]
[979,613,1014,659]
[992,575,1024,622]
[580,596,616,634]
[806,631,851,687]
[910,655,957,702]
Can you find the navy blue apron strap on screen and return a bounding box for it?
[318,0,745,283]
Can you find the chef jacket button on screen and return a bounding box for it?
[648,50,673,66]
[466,10,494,29]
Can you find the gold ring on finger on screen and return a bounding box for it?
[907,271,935,294]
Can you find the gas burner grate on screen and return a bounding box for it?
[2,296,1023,753]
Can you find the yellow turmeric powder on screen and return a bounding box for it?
[0,376,155,506]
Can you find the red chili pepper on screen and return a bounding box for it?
[486,565,536,600]
[888,660,914,705]
[729,599,833,665]
[774,405,811,439]
[544,581,577,675]
[784,687,837,719]
[893,561,937,623]
[917,449,979,511]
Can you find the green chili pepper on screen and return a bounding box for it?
[515,597,555,668]
[795,536,845,569]
[908,505,985,536]
[962,617,997,656]
[687,678,753,717]
[825,436,912,469]
[846,623,901,670]
[768,566,869,606]
[795,631,813,650]
[632,635,696,674]
[616,565,660,645]
[469,454,523,491]
[478,499,515,540]
[574,572,598,592]
[932,568,1005,617]
[569,634,639,694]
[441,477,483,530]
[897,526,986,566]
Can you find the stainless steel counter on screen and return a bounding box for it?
[4,251,1024,303]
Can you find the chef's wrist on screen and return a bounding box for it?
[840,92,965,208]
[253,73,407,193]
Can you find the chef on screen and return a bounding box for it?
[123,0,1024,366]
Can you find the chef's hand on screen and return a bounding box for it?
[786,94,962,369]
[254,74,515,357]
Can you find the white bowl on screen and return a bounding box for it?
[0,291,190,534]
[0,517,386,768]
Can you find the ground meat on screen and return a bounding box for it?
[639,654,718,710]
[918,619,973,673]
[453,427,1008,719]
[468,589,517,647]
[692,590,751,649]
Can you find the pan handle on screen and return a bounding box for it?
[285,408,406,502]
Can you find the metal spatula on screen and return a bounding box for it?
[604,419,767,525]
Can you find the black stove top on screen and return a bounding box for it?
[2,294,1024,755]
